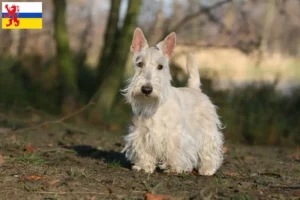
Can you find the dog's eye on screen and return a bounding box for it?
[137,62,144,68]
[157,64,163,70]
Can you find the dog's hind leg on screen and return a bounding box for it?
[198,129,223,176]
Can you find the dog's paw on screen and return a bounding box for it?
[166,167,192,174]
[132,165,142,172]
[157,162,168,170]
[132,165,155,174]
[198,167,216,176]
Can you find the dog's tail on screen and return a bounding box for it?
[186,53,201,89]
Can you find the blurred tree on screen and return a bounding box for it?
[147,0,164,45]
[53,0,78,114]
[255,0,277,67]
[96,0,121,86]
[90,0,142,122]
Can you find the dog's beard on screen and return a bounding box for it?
[130,89,162,118]
[122,86,165,118]
[121,76,171,118]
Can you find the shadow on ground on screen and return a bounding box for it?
[64,145,131,169]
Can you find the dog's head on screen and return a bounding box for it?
[122,28,176,115]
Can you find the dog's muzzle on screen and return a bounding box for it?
[141,85,153,96]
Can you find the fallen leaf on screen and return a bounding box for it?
[47,179,60,185]
[144,193,175,200]
[20,175,47,181]
[223,171,240,177]
[0,154,4,164]
[25,145,35,153]
[192,169,199,176]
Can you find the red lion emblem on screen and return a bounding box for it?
[4,4,20,27]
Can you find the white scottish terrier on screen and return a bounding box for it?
[122,28,224,176]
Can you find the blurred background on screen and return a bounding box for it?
[0,0,299,146]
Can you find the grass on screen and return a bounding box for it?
[67,167,91,178]
[230,194,256,200]
[14,152,46,165]
[107,161,121,168]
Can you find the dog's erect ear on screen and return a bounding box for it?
[156,32,176,57]
[131,28,148,54]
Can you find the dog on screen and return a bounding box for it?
[121,28,224,176]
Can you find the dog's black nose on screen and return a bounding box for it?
[141,85,153,95]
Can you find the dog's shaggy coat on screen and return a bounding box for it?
[122,28,224,175]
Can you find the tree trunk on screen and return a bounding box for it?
[96,0,121,86]
[90,0,142,123]
[255,0,276,67]
[53,0,78,114]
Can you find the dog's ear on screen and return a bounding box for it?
[157,32,176,57]
[131,28,148,54]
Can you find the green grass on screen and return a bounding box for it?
[67,167,91,178]
[107,161,121,168]
[14,153,46,165]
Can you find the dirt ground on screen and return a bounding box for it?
[0,113,299,200]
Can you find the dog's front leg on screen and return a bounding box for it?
[123,129,156,173]
[131,152,156,173]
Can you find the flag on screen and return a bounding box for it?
[2,2,42,29]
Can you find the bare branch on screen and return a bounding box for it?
[167,0,232,34]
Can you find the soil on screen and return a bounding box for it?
[0,113,299,200]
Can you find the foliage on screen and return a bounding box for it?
[14,153,46,165]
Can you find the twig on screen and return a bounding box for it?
[269,185,300,190]
[10,101,95,134]
[162,0,232,39]
[35,191,104,195]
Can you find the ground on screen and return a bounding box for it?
[0,112,299,200]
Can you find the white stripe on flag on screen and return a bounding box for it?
[2,2,42,13]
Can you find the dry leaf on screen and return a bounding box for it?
[0,154,4,164]
[25,145,35,153]
[47,179,60,185]
[223,171,240,177]
[144,193,175,200]
[192,169,199,176]
[21,175,47,181]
